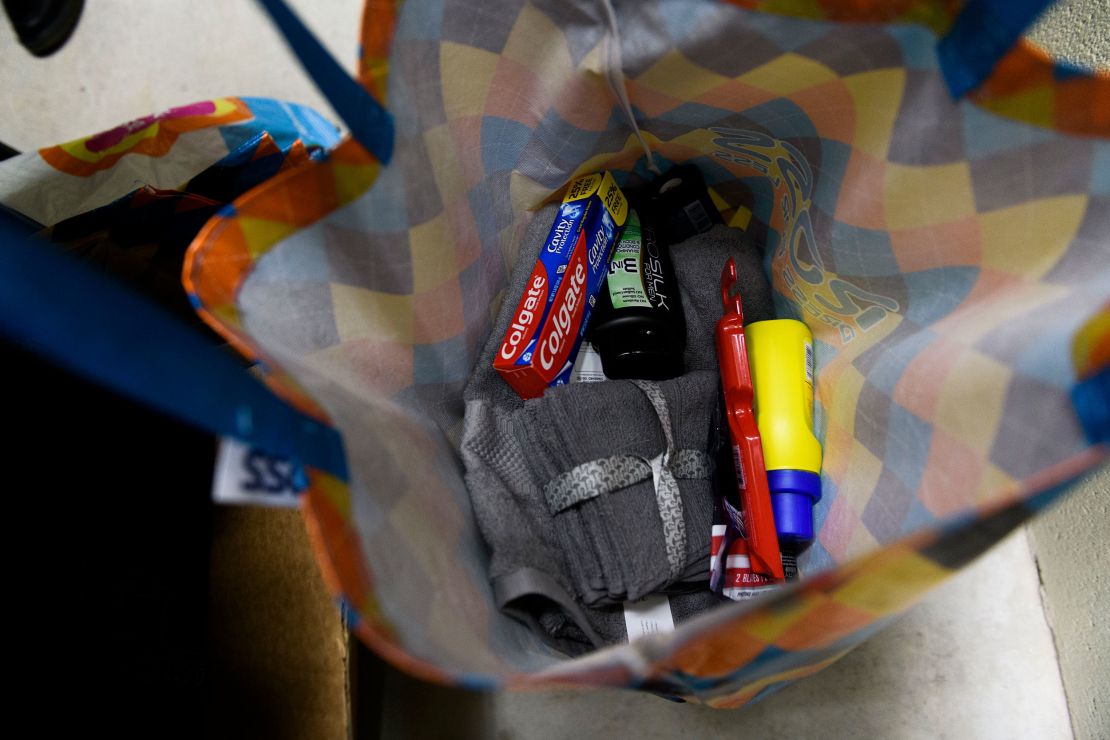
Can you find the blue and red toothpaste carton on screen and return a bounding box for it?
[495,172,628,399]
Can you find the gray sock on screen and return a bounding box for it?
[515,371,719,604]
[515,378,666,604]
[662,371,719,584]
[671,224,773,372]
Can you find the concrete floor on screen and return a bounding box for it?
[0,2,1097,737]
[381,529,1070,739]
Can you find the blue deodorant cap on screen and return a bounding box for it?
[768,469,822,545]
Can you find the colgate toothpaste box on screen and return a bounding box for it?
[494,172,628,399]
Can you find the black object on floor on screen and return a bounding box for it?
[3,0,84,56]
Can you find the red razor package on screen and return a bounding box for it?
[714,257,784,581]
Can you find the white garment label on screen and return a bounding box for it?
[570,341,608,383]
[623,594,675,641]
[211,437,303,507]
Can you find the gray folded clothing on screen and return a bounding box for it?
[671,224,773,372]
[463,205,573,621]
[515,371,719,605]
[461,203,773,654]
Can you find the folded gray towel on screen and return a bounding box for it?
[516,371,719,605]
[671,224,773,372]
[461,202,774,654]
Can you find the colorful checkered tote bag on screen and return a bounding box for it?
[4,0,1108,708]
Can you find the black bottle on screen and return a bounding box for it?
[589,206,686,380]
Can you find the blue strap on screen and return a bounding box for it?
[0,209,349,481]
[1073,367,1110,446]
[254,0,394,164]
[938,0,1057,98]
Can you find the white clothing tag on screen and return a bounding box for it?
[623,594,675,641]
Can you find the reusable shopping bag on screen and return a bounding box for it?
[4,0,1108,708]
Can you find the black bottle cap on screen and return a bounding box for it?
[647,165,724,244]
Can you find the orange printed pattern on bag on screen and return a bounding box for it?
[40,98,252,177]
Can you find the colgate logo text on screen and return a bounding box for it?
[499,272,547,361]
[538,257,587,371]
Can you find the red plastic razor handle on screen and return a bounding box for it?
[715,258,784,581]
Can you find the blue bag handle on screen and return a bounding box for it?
[255,0,394,164]
[0,205,349,482]
[938,0,1059,98]
[1074,369,1110,446]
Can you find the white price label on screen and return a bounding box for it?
[211,437,303,508]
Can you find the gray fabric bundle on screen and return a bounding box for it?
[461,203,774,656]
[516,369,719,605]
[671,224,774,372]
[463,206,568,609]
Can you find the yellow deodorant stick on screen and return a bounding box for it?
[745,319,822,547]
